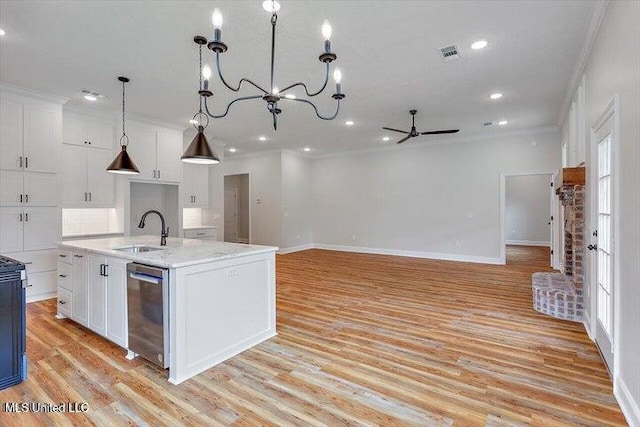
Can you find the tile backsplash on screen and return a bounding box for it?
[62,208,121,236]
[183,208,204,229]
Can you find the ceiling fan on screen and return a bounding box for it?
[383,110,459,144]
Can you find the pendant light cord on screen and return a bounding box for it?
[121,79,127,146]
[199,44,203,114]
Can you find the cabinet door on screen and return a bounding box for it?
[87,117,114,150]
[87,148,114,207]
[23,207,60,251]
[26,270,57,301]
[156,129,183,183]
[0,170,23,206]
[87,255,107,336]
[105,258,128,348]
[71,253,89,327]
[126,124,157,181]
[191,164,209,207]
[60,144,88,206]
[62,111,88,147]
[0,207,23,253]
[0,100,23,170]
[23,106,59,173]
[24,172,58,206]
[182,165,194,205]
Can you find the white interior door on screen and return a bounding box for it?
[592,113,615,371]
[224,188,238,243]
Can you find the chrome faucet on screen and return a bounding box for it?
[138,210,169,246]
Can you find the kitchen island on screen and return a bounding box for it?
[56,236,278,384]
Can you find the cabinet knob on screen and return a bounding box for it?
[58,274,67,278]
[59,300,66,305]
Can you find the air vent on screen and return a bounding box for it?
[439,44,460,61]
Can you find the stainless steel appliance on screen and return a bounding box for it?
[127,263,169,368]
[0,255,27,389]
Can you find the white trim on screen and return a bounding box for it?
[499,172,556,265]
[505,240,550,247]
[615,376,640,427]
[583,317,594,340]
[557,0,610,125]
[0,82,69,105]
[313,244,502,265]
[26,294,56,304]
[277,244,315,255]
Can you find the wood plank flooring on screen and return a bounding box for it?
[0,246,627,426]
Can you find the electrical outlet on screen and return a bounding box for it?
[351,234,357,241]
[511,230,516,235]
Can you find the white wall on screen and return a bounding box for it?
[505,174,551,246]
[311,130,560,262]
[281,151,313,250]
[563,1,640,422]
[222,151,282,247]
[224,174,250,241]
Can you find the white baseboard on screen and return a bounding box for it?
[277,244,315,255]
[313,243,503,265]
[583,311,594,340]
[236,238,250,244]
[505,240,551,247]
[26,293,56,304]
[615,376,640,427]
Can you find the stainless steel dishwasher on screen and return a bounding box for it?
[127,263,169,368]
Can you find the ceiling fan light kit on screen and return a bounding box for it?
[382,110,460,144]
[194,0,345,130]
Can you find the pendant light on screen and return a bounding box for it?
[107,76,140,174]
[181,36,220,164]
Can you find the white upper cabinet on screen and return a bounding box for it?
[0,207,24,253]
[156,129,183,183]
[0,100,23,170]
[183,163,210,207]
[127,122,183,183]
[61,143,114,207]
[23,106,60,173]
[23,172,58,206]
[63,111,114,150]
[0,206,60,253]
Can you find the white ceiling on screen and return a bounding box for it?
[0,1,595,155]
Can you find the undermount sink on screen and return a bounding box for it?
[113,245,165,254]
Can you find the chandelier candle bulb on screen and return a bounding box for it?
[202,65,211,90]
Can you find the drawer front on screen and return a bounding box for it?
[58,250,72,264]
[184,228,217,239]
[57,262,72,291]
[57,288,72,317]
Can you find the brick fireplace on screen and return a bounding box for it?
[532,167,585,322]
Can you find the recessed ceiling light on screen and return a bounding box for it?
[284,94,296,99]
[229,148,237,152]
[490,93,503,100]
[382,136,390,141]
[498,120,508,126]
[345,120,354,126]
[303,147,311,152]
[262,0,281,13]
[84,94,98,102]
[0,29,5,36]
[471,40,488,50]
[258,136,267,141]
[81,89,103,101]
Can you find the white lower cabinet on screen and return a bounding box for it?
[72,253,88,327]
[80,253,128,348]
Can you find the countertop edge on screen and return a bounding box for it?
[57,241,278,269]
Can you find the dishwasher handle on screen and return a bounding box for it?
[129,272,162,284]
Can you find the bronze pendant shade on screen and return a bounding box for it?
[181,126,220,164]
[107,145,140,174]
[107,76,140,175]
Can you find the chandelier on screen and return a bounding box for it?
[193,0,345,130]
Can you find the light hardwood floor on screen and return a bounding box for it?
[0,246,627,426]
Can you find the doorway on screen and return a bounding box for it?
[501,173,554,265]
[590,98,619,372]
[224,174,250,244]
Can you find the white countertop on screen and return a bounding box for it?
[58,235,278,269]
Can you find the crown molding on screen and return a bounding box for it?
[557,0,610,126]
[0,82,69,105]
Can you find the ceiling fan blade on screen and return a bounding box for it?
[420,129,460,135]
[383,127,410,134]
[396,135,413,144]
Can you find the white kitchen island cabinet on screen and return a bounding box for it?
[57,236,278,384]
